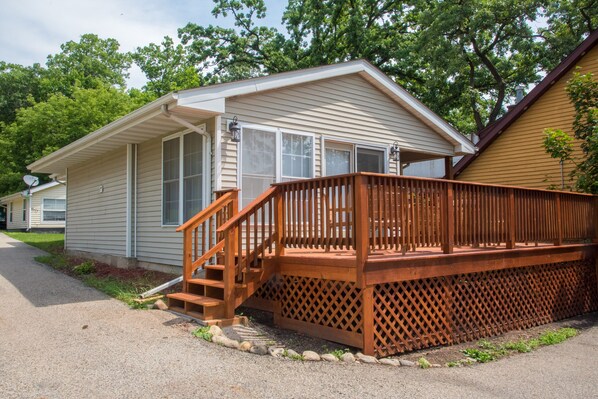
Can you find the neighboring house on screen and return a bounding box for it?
[28,60,475,272]
[453,30,598,188]
[0,181,66,232]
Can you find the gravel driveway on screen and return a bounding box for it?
[1,232,597,399]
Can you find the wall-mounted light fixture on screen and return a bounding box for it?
[228,116,241,143]
[390,141,400,162]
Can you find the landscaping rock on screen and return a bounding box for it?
[238,341,252,352]
[208,325,223,337]
[321,354,339,362]
[222,338,240,349]
[341,353,356,363]
[379,358,401,367]
[356,352,379,364]
[211,335,228,346]
[269,347,285,358]
[302,351,321,361]
[431,364,442,368]
[286,349,301,358]
[249,345,268,355]
[399,359,416,367]
[153,299,168,310]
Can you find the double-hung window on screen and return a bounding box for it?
[22,199,27,221]
[162,130,206,226]
[42,198,66,222]
[324,141,386,176]
[240,126,314,207]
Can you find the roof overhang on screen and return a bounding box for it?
[30,60,474,175]
[0,181,62,203]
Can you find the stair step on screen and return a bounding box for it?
[166,292,224,307]
[188,278,225,289]
[204,264,224,271]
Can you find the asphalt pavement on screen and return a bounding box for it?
[1,232,597,399]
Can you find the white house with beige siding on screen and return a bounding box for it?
[28,60,475,272]
[0,181,66,232]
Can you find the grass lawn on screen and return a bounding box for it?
[3,231,179,308]
[3,231,64,253]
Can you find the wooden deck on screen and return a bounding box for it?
[168,173,598,356]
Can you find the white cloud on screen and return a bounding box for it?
[0,0,285,88]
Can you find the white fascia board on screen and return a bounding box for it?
[177,98,226,114]
[29,181,61,194]
[28,94,178,172]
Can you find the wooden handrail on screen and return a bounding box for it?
[176,191,235,232]
[217,186,278,233]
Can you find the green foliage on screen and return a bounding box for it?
[0,62,48,126]
[538,328,578,345]
[133,36,203,97]
[463,328,579,363]
[544,70,598,193]
[192,326,213,341]
[418,357,431,369]
[73,260,96,275]
[329,348,350,360]
[3,232,64,253]
[544,128,574,162]
[44,34,131,95]
[283,349,304,360]
[35,254,70,270]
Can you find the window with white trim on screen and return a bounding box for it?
[162,131,205,225]
[22,199,27,221]
[240,126,314,207]
[42,198,66,222]
[324,141,386,176]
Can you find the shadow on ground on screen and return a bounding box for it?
[0,237,109,307]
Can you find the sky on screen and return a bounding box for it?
[0,0,286,88]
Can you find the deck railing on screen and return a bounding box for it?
[272,173,597,255]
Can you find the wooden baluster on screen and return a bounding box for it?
[275,188,285,256]
[224,228,235,319]
[442,182,454,254]
[183,229,192,291]
[506,188,516,249]
[554,193,562,246]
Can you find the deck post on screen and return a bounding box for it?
[444,156,454,180]
[506,188,516,249]
[230,190,239,252]
[223,228,236,319]
[182,229,192,291]
[274,188,285,256]
[362,285,375,356]
[555,193,563,246]
[442,182,454,254]
[354,174,369,288]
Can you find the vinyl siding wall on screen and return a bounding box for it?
[5,198,28,230]
[220,74,454,188]
[31,184,66,228]
[66,147,127,256]
[458,45,598,188]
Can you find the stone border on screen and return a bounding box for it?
[201,325,442,368]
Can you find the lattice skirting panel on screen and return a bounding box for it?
[372,260,598,357]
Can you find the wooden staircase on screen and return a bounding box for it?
[166,187,280,326]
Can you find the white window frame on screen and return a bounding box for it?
[22,198,27,222]
[322,137,389,176]
[161,125,210,227]
[41,197,66,223]
[237,123,316,193]
[9,202,13,223]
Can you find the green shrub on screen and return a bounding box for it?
[73,260,96,275]
[418,357,431,369]
[192,326,213,341]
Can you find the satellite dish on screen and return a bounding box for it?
[23,175,39,188]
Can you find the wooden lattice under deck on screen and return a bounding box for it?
[372,259,598,357]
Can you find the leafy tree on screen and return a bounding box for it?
[179,0,289,83]
[133,36,203,97]
[0,62,47,126]
[0,86,144,195]
[544,70,598,193]
[539,0,598,70]
[44,34,131,95]
[413,0,543,133]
